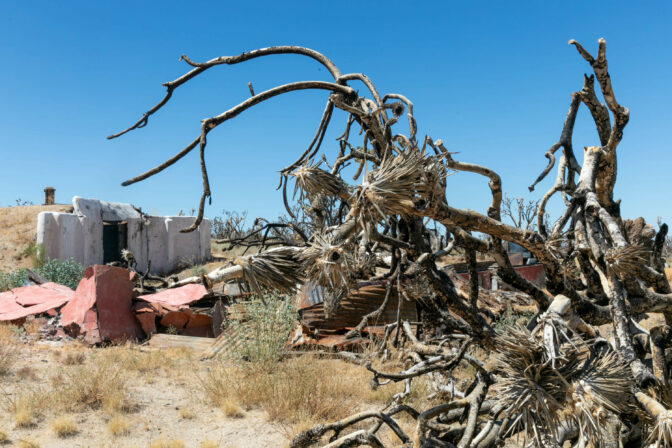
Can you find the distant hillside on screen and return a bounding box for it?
[0,204,73,272]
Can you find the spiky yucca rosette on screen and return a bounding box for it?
[291,163,350,201]
[234,246,304,293]
[300,233,357,317]
[494,327,570,443]
[563,350,635,446]
[495,326,634,446]
[350,149,445,224]
[604,244,650,278]
[636,391,672,448]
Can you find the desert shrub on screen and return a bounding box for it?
[227,294,296,363]
[190,264,207,277]
[34,259,84,290]
[493,304,535,331]
[0,259,84,292]
[23,243,45,268]
[0,270,27,292]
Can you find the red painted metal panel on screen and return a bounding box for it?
[61,265,143,342]
[513,264,545,285]
[94,265,144,342]
[60,266,97,326]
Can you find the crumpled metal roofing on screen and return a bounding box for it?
[0,282,74,321]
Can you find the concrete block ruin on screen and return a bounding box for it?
[37,196,210,275]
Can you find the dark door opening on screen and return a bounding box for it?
[103,221,128,264]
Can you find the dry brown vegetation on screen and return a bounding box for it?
[49,416,78,438]
[0,204,72,272]
[0,321,439,447]
[0,318,443,447]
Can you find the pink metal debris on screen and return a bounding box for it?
[60,265,143,343]
[138,284,208,308]
[0,282,74,321]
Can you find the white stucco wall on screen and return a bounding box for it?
[37,196,210,275]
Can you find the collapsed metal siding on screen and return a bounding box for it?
[298,281,417,332]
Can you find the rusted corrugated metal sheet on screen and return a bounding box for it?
[297,280,417,333]
[515,264,545,285]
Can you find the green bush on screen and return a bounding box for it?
[190,264,207,277]
[493,304,536,332]
[0,269,27,292]
[228,294,297,364]
[34,259,85,290]
[0,259,85,292]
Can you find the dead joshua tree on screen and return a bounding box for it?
[110,40,672,447]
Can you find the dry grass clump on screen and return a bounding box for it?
[178,408,196,420]
[0,343,17,376]
[13,408,36,428]
[0,324,17,342]
[21,319,41,336]
[61,351,86,366]
[201,356,392,426]
[50,416,78,438]
[149,437,185,448]
[199,440,219,448]
[0,428,8,444]
[16,366,38,381]
[219,398,244,419]
[107,415,130,437]
[17,438,39,448]
[97,344,179,375]
[52,360,133,413]
[3,388,46,428]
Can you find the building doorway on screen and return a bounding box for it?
[103,221,128,264]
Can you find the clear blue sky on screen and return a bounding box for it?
[1,1,670,227]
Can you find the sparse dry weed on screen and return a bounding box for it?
[219,398,244,419]
[50,416,78,438]
[0,428,7,444]
[13,408,36,428]
[107,415,130,437]
[178,408,196,420]
[61,351,86,365]
[3,387,46,428]
[149,437,185,448]
[22,319,41,336]
[16,366,38,381]
[200,440,219,448]
[18,437,39,448]
[52,358,133,413]
[0,343,16,376]
[201,356,392,427]
[0,324,17,342]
